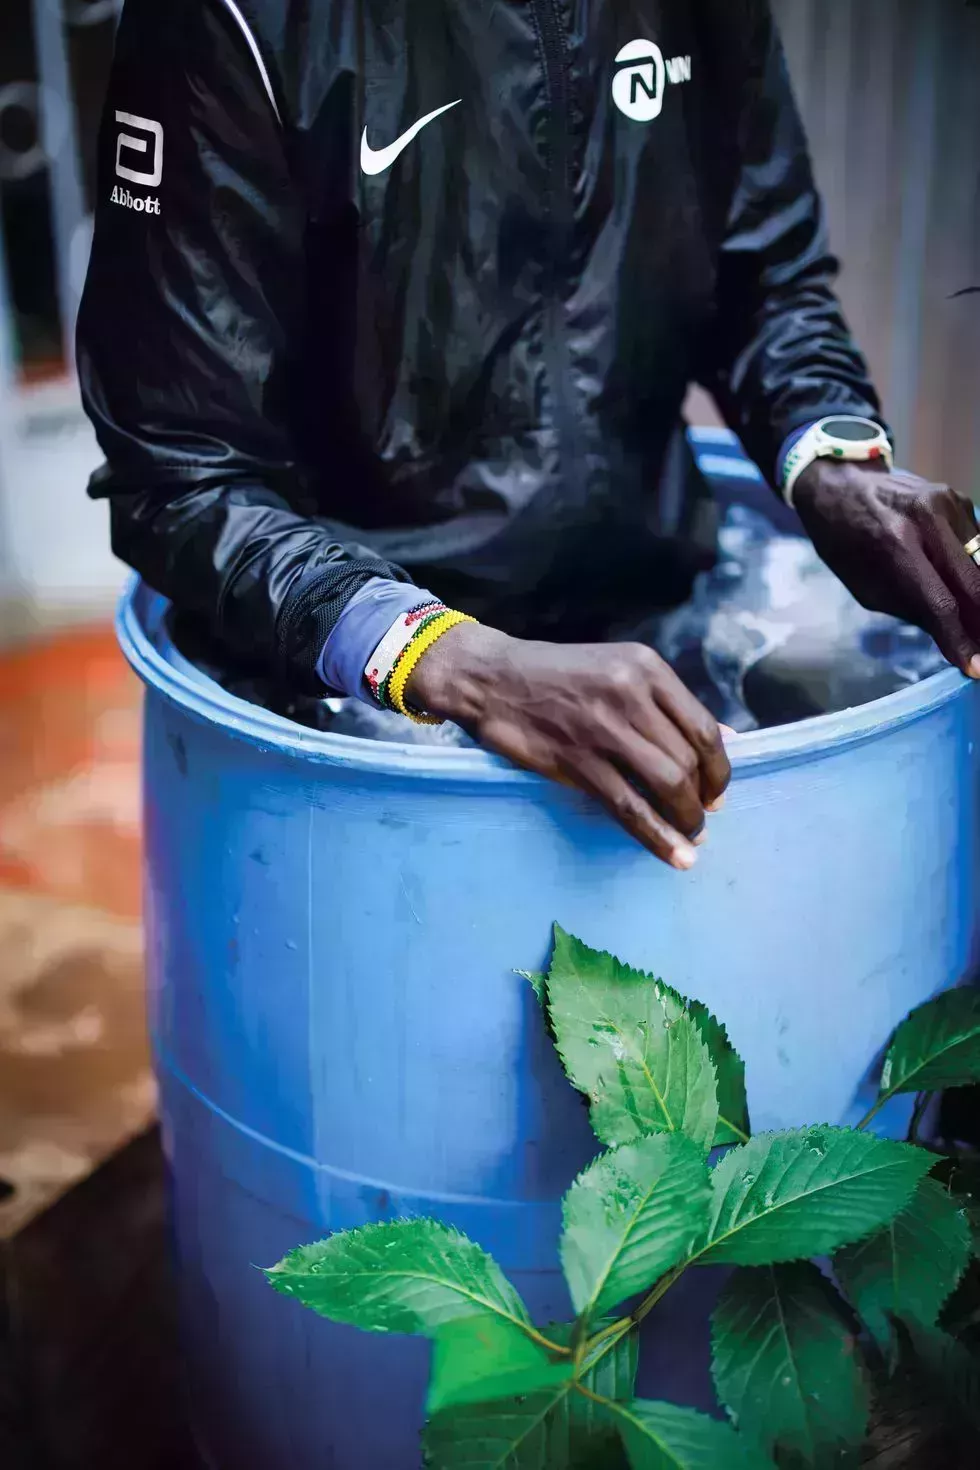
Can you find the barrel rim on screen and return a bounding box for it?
[116,577,971,782]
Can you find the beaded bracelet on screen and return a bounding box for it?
[376,609,451,711]
[387,609,477,725]
[364,601,448,706]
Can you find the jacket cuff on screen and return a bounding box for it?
[316,578,441,703]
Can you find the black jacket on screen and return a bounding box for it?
[78,0,881,692]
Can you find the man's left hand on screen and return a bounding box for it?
[793,460,980,679]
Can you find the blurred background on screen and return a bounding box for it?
[0,1,978,1464]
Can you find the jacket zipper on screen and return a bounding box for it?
[530,1,585,496]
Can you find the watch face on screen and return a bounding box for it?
[822,418,881,442]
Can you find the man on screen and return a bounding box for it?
[78,0,980,872]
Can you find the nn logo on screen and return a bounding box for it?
[612,39,692,123]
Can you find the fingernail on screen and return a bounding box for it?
[968,656,980,680]
[693,831,707,847]
[706,795,726,814]
[672,844,698,870]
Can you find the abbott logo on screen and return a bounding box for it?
[612,39,691,123]
[114,110,163,187]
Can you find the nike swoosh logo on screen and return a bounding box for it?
[360,99,462,176]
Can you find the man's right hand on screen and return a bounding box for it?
[406,623,731,870]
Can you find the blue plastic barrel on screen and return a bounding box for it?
[119,512,980,1469]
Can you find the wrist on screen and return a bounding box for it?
[405,621,511,724]
[793,455,887,515]
[780,417,892,508]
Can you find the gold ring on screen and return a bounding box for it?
[966,534,980,557]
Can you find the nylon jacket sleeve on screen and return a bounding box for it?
[695,0,886,479]
[76,0,411,693]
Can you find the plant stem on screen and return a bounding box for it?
[908,1092,933,1145]
[631,1262,687,1328]
[574,1382,609,1407]
[721,1118,751,1145]
[587,1316,631,1353]
[577,1315,632,1372]
[856,1096,888,1132]
[517,1321,571,1356]
[537,1329,573,1356]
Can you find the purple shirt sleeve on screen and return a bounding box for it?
[776,423,814,485]
[316,578,441,703]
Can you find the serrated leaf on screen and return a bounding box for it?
[266,1220,529,1336]
[619,975,749,1147]
[428,1316,571,1415]
[569,1324,639,1470]
[878,988,980,1102]
[613,1399,775,1469]
[834,1177,972,1350]
[423,1385,579,1469]
[561,1135,711,1319]
[424,1324,638,1470]
[688,1001,751,1145]
[695,1129,933,1267]
[517,970,547,1004]
[546,1320,639,1401]
[542,927,747,1146]
[931,1156,980,1255]
[546,927,719,1150]
[712,1262,870,1468]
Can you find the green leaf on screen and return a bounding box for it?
[561,1134,711,1319]
[569,1325,639,1470]
[834,1177,972,1350]
[931,1156,980,1255]
[266,1220,529,1336]
[688,1001,751,1145]
[546,927,719,1150]
[613,1399,775,1469]
[428,1316,571,1415]
[516,970,547,1004]
[877,988,980,1103]
[423,1386,578,1469]
[899,1318,980,1433]
[578,1324,639,1402]
[696,1128,933,1267]
[712,1262,870,1467]
[424,1325,638,1470]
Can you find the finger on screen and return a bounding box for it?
[923,517,980,654]
[620,704,710,822]
[708,726,737,811]
[644,663,732,806]
[610,726,706,840]
[625,695,728,818]
[937,486,979,546]
[902,551,980,676]
[571,755,698,870]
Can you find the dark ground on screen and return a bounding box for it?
[0,1129,972,1470]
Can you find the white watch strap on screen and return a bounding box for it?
[781,418,892,509]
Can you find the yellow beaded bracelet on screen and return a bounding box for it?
[387,609,477,725]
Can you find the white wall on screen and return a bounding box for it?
[0,375,125,622]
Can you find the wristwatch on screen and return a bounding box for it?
[781,417,894,509]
